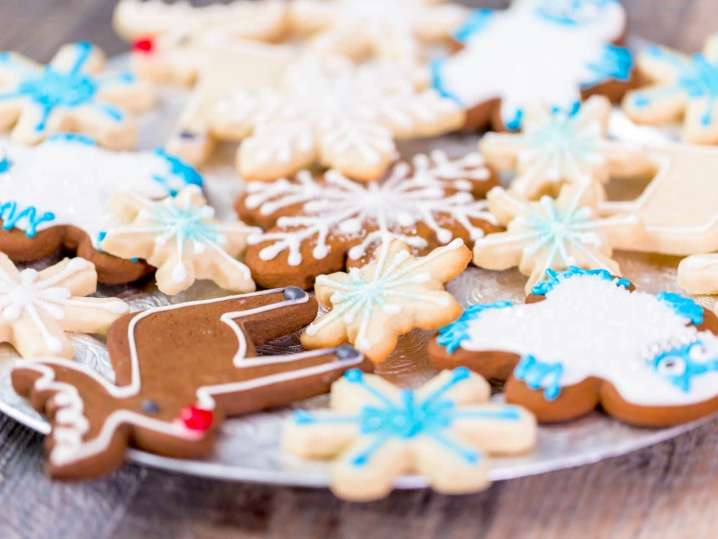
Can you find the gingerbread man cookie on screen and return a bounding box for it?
[113,0,288,85]
[429,267,718,427]
[474,186,637,293]
[289,0,469,65]
[101,185,258,295]
[0,135,203,284]
[623,35,718,144]
[301,239,471,363]
[238,150,498,289]
[12,287,369,478]
[432,0,632,130]
[0,254,128,359]
[479,96,653,202]
[0,42,154,148]
[678,254,718,298]
[284,367,536,501]
[210,52,464,181]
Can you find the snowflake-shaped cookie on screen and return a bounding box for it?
[301,239,471,363]
[474,186,637,293]
[0,42,154,148]
[114,0,288,84]
[211,53,464,181]
[289,0,468,64]
[0,253,128,358]
[432,0,631,129]
[284,367,536,501]
[479,96,650,202]
[238,150,498,289]
[100,186,259,295]
[623,35,718,144]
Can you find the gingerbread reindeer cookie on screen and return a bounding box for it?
[429,267,718,427]
[12,287,369,479]
[0,42,154,148]
[238,150,498,289]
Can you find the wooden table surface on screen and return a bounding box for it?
[1,1,718,538]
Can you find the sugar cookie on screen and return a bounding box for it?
[678,254,718,297]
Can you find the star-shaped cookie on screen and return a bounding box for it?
[301,239,471,363]
[0,254,128,358]
[0,42,154,148]
[100,186,259,295]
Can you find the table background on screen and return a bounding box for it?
[1,1,718,538]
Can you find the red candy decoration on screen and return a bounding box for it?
[179,405,213,432]
[132,37,155,54]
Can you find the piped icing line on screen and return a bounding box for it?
[19,288,364,467]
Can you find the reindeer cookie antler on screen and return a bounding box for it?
[12,287,369,479]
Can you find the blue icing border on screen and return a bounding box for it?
[535,0,618,26]
[583,44,633,86]
[514,354,564,401]
[648,340,718,392]
[531,267,632,296]
[656,292,704,326]
[46,133,96,145]
[152,148,204,195]
[429,58,462,105]
[0,201,55,237]
[437,300,513,353]
[453,8,494,43]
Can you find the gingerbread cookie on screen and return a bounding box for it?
[474,186,637,293]
[210,52,465,181]
[100,186,258,295]
[0,135,203,284]
[479,96,653,202]
[0,254,128,359]
[289,0,469,65]
[12,287,369,478]
[429,267,718,427]
[113,0,288,85]
[301,239,471,363]
[678,254,718,297]
[623,36,718,144]
[284,367,536,501]
[432,0,632,130]
[599,143,718,255]
[238,150,498,289]
[0,42,154,148]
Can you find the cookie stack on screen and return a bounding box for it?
[2,0,718,503]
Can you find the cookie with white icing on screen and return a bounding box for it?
[0,42,154,148]
[0,253,128,359]
[0,136,203,284]
[284,367,536,501]
[12,287,370,479]
[429,267,718,426]
[237,150,499,289]
[431,0,632,130]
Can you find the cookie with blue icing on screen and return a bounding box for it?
[432,0,633,130]
[0,136,203,284]
[0,42,154,148]
[429,266,718,427]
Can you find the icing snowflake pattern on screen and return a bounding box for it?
[0,42,152,146]
[285,367,536,500]
[100,186,259,295]
[0,254,128,358]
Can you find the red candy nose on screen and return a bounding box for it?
[179,405,213,432]
[132,37,155,54]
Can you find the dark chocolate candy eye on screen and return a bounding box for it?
[658,357,686,376]
[283,286,306,301]
[141,399,160,414]
[178,130,197,140]
[336,344,360,361]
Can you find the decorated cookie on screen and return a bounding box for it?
[623,36,718,144]
[237,150,499,289]
[0,135,203,284]
[113,0,288,85]
[432,0,632,130]
[599,143,718,255]
[429,267,718,426]
[284,367,536,501]
[100,186,258,295]
[12,287,369,478]
[474,186,637,293]
[301,239,471,363]
[210,53,464,182]
[289,0,469,64]
[0,42,154,148]
[678,254,718,297]
[479,96,653,202]
[0,254,128,359]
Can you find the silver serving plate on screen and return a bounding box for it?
[0,56,715,488]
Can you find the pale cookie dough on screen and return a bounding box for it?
[678,254,718,297]
[0,42,154,149]
[284,367,536,501]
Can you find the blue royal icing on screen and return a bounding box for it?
[531,266,632,296]
[437,301,514,354]
[0,202,55,237]
[657,292,705,326]
[648,340,718,392]
[514,354,564,400]
[453,8,494,43]
[152,149,204,196]
[536,0,617,26]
